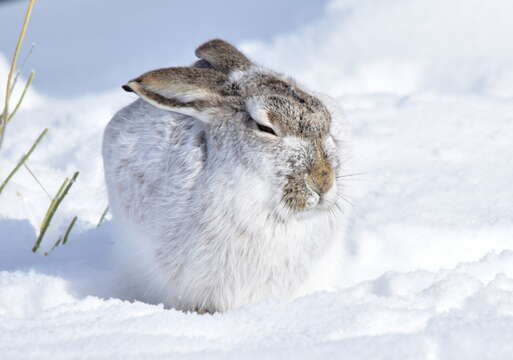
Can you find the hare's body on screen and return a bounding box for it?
[103,40,350,313]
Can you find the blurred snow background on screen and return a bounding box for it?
[0,0,328,96]
[1,0,513,359]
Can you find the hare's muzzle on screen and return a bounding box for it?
[305,163,334,197]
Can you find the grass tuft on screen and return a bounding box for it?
[33,172,79,253]
[1,1,86,254]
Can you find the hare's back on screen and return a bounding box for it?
[103,99,206,222]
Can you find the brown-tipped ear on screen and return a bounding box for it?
[123,67,229,121]
[195,39,251,74]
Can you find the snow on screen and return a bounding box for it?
[1,0,513,358]
[3,253,513,359]
[242,0,513,97]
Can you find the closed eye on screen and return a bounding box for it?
[256,122,277,136]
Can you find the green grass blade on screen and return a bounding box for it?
[33,172,79,253]
[97,206,109,227]
[61,216,78,245]
[6,71,35,124]
[0,128,47,195]
[46,237,62,256]
[0,0,36,150]
[45,215,78,256]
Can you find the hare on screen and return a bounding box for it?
[102,39,351,313]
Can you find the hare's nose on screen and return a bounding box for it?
[306,161,334,196]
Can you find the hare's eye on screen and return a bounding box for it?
[256,123,277,136]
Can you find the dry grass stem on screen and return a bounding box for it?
[23,162,52,200]
[0,0,36,149]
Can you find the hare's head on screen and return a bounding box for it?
[123,39,346,219]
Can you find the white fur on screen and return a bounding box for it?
[126,81,215,123]
[103,86,350,312]
[245,96,276,129]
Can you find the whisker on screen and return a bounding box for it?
[336,173,368,182]
[334,202,343,214]
[337,193,354,207]
[337,171,368,178]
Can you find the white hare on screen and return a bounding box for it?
[102,39,350,313]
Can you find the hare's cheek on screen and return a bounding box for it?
[324,137,341,172]
[282,175,319,212]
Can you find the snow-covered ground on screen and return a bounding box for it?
[1,0,513,358]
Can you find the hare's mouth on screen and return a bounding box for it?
[281,178,337,214]
[281,153,336,213]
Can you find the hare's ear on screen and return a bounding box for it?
[192,59,215,69]
[122,67,228,121]
[195,39,251,74]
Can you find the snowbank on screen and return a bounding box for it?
[242,0,513,97]
[2,252,513,359]
[1,0,513,358]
